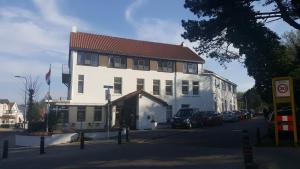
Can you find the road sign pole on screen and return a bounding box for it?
[289,77,298,145]
[103,85,113,140]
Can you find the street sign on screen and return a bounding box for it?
[275,80,290,97]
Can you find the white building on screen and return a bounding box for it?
[54,28,237,130]
[0,100,24,127]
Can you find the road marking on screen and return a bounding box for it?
[232,129,242,132]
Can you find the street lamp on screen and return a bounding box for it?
[14,75,27,127]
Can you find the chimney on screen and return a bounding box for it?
[180,42,185,47]
[72,26,77,33]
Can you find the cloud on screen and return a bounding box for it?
[0,0,90,103]
[125,0,183,44]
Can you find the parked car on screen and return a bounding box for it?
[200,111,223,126]
[233,110,244,120]
[241,110,251,119]
[171,108,204,129]
[222,111,239,122]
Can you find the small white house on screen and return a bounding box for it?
[0,100,24,127]
[52,28,238,130]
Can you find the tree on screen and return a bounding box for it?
[244,88,268,112]
[26,76,42,130]
[182,0,295,104]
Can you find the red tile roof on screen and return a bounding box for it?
[70,32,205,63]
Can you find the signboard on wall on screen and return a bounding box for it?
[275,80,290,97]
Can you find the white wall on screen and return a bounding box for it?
[137,94,166,130]
[67,50,237,125]
[69,50,210,114]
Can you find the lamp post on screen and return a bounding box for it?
[14,75,27,128]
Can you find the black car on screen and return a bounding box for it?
[170,108,204,129]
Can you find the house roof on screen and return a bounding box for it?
[111,90,168,107]
[203,69,237,86]
[0,99,9,104]
[70,32,205,63]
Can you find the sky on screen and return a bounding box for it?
[0,0,296,104]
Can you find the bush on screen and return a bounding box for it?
[28,122,45,132]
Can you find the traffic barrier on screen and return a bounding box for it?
[278,124,294,131]
[126,127,129,142]
[118,128,122,145]
[242,130,257,169]
[2,140,8,159]
[277,115,293,122]
[256,128,261,145]
[40,136,45,154]
[80,132,84,149]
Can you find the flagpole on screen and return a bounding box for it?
[46,64,51,133]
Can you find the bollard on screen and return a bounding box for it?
[40,136,45,154]
[80,132,84,149]
[126,127,129,142]
[242,130,257,169]
[118,127,122,145]
[2,140,8,159]
[256,127,261,145]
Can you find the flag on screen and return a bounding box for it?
[45,67,51,85]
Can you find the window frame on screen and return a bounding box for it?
[78,75,84,93]
[182,80,189,95]
[108,55,127,69]
[94,106,103,122]
[158,60,174,73]
[222,81,226,91]
[183,62,198,74]
[133,58,150,71]
[114,77,122,94]
[77,106,86,122]
[192,81,199,95]
[77,51,99,66]
[153,80,160,95]
[165,80,173,95]
[137,78,145,90]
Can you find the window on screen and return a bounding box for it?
[137,78,144,90]
[215,79,220,89]
[183,62,198,74]
[108,56,127,68]
[233,86,237,93]
[193,81,199,95]
[153,80,160,95]
[133,58,150,70]
[158,60,174,72]
[166,105,173,122]
[182,80,189,95]
[114,77,122,94]
[78,75,84,93]
[222,81,226,91]
[165,80,173,95]
[94,106,102,121]
[181,104,190,108]
[228,84,232,92]
[77,106,86,122]
[77,52,99,66]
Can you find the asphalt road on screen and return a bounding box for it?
[2,117,297,169]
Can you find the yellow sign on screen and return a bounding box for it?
[272,77,298,146]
